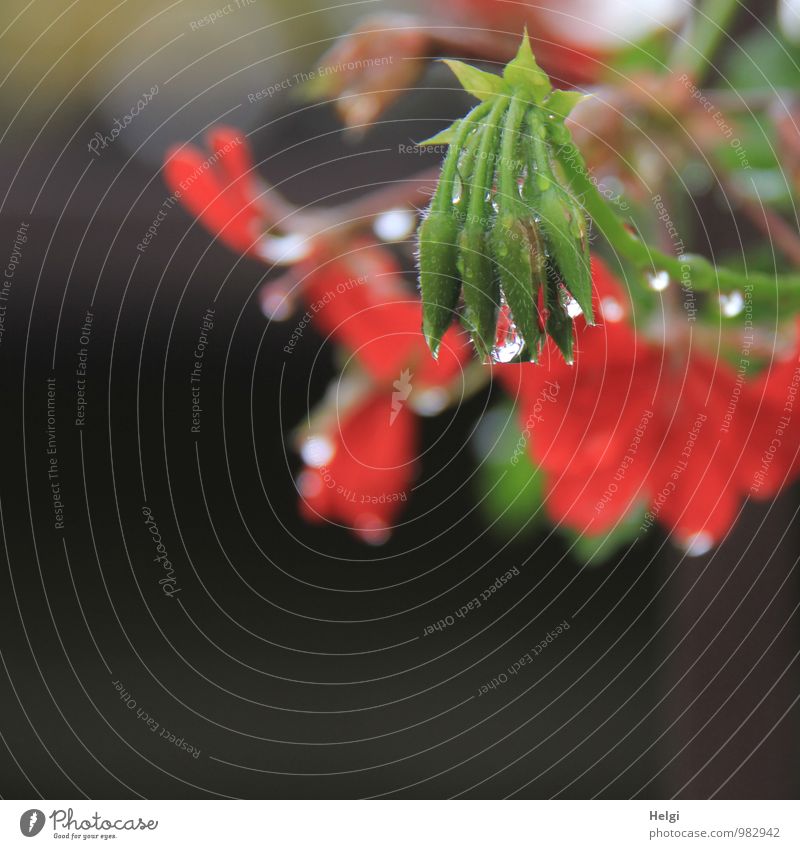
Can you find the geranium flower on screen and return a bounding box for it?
[293,244,471,542]
[296,391,419,545]
[163,127,305,262]
[163,128,475,542]
[295,240,471,384]
[498,258,800,553]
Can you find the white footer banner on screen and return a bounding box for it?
[2,800,797,847]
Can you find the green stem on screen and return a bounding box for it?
[669,0,741,84]
[555,140,800,295]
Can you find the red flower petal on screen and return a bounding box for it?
[164,141,262,254]
[302,244,470,386]
[297,392,419,542]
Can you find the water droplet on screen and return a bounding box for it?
[600,296,624,323]
[451,172,463,205]
[680,531,714,557]
[257,233,311,264]
[719,290,745,317]
[345,95,380,127]
[300,435,335,468]
[373,208,416,242]
[557,283,582,318]
[564,298,583,319]
[296,470,323,498]
[354,514,391,546]
[491,327,525,363]
[411,387,449,416]
[259,278,296,321]
[647,270,670,292]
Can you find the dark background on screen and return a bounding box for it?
[0,0,797,799]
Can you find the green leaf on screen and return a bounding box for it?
[442,59,508,101]
[562,503,649,566]
[416,123,460,147]
[611,30,671,76]
[544,90,590,122]
[722,25,800,90]
[503,30,551,101]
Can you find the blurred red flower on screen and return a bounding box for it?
[296,391,418,545]
[163,127,266,255]
[499,259,800,552]
[293,244,471,542]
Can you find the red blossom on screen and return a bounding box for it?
[163,127,288,257]
[498,259,800,551]
[297,392,419,544]
[291,243,472,541]
[298,241,471,386]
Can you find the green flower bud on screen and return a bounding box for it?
[492,212,542,361]
[492,97,544,361]
[418,208,461,356]
[459,223,498,360]
[545,271,575,365]
[416,31,596,363]
[526,115,593,325]
[458,98,507,357]
[417,101,491,356]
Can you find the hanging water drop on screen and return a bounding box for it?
[719,290,745,317]
[257,233,311,264]
[564,297,583,319]
[680,531,714,557]
[600,296,624,323]
[354,514,391,546]
[259,278,296,321]
[296,470,323,499]
[557,283,583,318]
[647,270,670,292]
[451,171,463,205]
[373,208,416,242]
[410,387,449,416]
[491,326,525,363]
[300,435,335,468]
